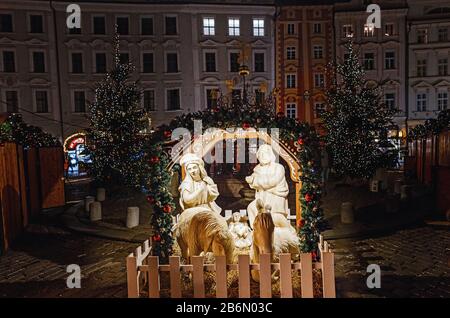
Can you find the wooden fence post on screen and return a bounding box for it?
[300,253,314,298]
[238,254,251,298]
[321,251,336,298]
[279,254,293,298]
[259,254,272,298]
[169,256,182,298]
[215,255,228,298]
[192,256,205,298]
[126,254,139,298]
[148,256,160,298]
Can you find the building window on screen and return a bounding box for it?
[166,53,178,73]
[32,51,45,73]
[167,89,180,110]
[165,16,177,35]
[313,23,322,34]
[255,89,265,104]
[203,17,215,36]
[416,59,426,77]
[2,51,15,72]
[232,89,241,104]
[0,14,13,32]
[230,52,240,72]
[30,15,43,33]
[35,91,48,113]
[228,18,240,36]
[287,23,295,35]
[74,91,86,113]
[142,53,154,73]
[254,52,265,72]
[68,26,81,35]
[417,29,427,44]
[364,53,375,70]
[342,24,353,37]
[286,74,296,89]
[438,58,448,76]
[416,93,427,112]
[438,28,448,42]
[141,17,153,35]
[253,18,264,36]
[286,103,297,118]
[438,92,448,111]
[71,53,83,73]
[363,24,375,37]
[286,47,296,60]
[93,16,106,34]
[5,91,18,113]
[385,51,395,70]
[384,93,396,109]
[116,17,129,35]
[205,52,216,72]
[95,53,107,73]
[314,73,325,88]
[385,23,394,36]
[315,102,326,118]
[206,89,218,109]
[143,90,155,111]
[119,53,129,64]
[313,45,323,59]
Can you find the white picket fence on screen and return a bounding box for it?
[126,235,335,298]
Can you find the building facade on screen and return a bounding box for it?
[275,2,335,127]
[407,0,450,128]
[0,0,275,140]
[334,0,408,132]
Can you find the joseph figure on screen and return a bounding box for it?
[246,144,290,228]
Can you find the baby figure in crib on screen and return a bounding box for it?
[228,212,253,249]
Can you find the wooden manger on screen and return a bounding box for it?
[126,235,335,298]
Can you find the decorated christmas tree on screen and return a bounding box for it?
[87,31,147,189]
[322,41,398,180]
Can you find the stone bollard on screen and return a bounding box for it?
[126,207,139,229]
[394,180,403,195]
[96,188,106,202]
[84,196,95,213]
[400,185,412,200]
[340,202,354,224]
[89,202,102,221]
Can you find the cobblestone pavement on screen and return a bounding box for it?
[0,223,448,298]
[0,229,136,298]
[331,225,450,298]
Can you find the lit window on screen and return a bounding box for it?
[342,24,353,37]
[228,18,240,36]
[364,24,375,37]
[385,23,394,36]
[384,93,396,109]
[286,47,296,60]
[286,103,297,118]
[253,18,264,36]
[287,23,295,35]
[286,74,296,89]
[203,18,215,36]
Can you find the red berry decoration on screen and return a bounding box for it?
[242,122,250,130]
[150,156,160,164]
[311,251,317,260]
[146,196,155,204]
[163,130,172,139]
[297,137,304,145]
[163,205,172,213]
[297,219,305,228]
[305,193,313,202]
[152,234,161,242]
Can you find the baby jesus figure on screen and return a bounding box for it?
[228,212,253,249]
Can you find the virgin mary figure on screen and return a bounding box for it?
[178,153,222,215]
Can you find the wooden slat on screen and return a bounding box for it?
[17,146,28,228]
[25,148,41,219]
[300,253,314,298]
[126,254,139,298]
[321,251,336,298]
[169,256,182,298]
[192,256,205,298]
[38,147,65,208]
[259,253,272,298]
[215,255,227,298]
[279,253,293,298]
[148,256,160,298]
[238,254,250,298]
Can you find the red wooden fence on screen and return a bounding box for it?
[0,143,65,253]
[407,129,450,216]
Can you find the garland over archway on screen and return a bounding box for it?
[142,107,325,262]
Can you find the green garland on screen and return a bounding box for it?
[408,109,450,141]
[144,108,326,261]
[0,113,60,148]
